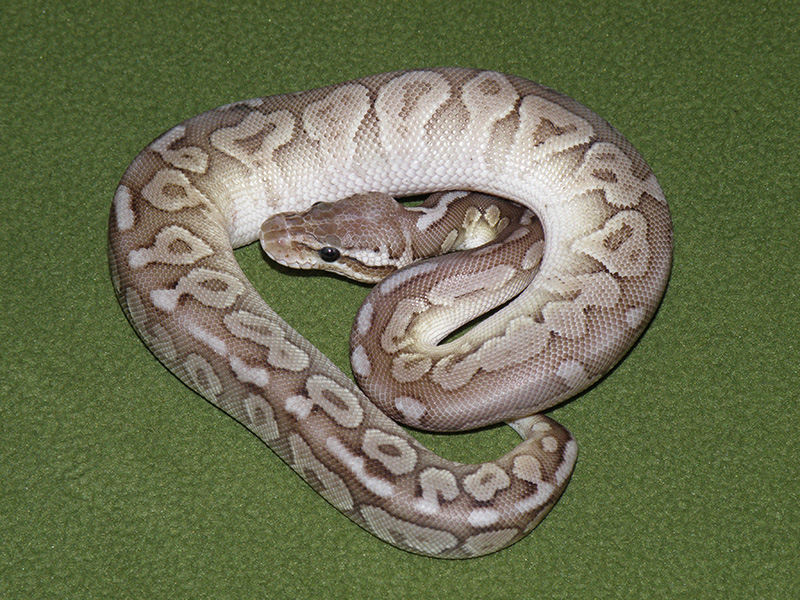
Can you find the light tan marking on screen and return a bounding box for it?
[210,109,295,169]
[572,210,651,277]
[151,125,209,173]
[244,393,280,442]
[128,225,213,268]
[289,433,354,511]
[306,375,364,428]
[327,436,394,497]
[391,353,433,384]
[229,355,271,387]
[176,353,223,402]
[463,529,520,557]
[141,169,211,211]
[375,71,450,157]
[362,429,417,476]
[350,345,371,378]
[360,505,459,556]
[224,310,310,372]
[303,84,371,164]
[512,455,543,483]
[416,467,460,515]
[514,95,594,164]
[113,186,134,231]
[150,268,244,312]
[463,464,511,502]
[394,396,427,425]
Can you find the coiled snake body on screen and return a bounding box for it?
[109,68,672,558]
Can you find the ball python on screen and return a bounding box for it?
[108,68,672,558]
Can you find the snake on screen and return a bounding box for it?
[108,68,672,558]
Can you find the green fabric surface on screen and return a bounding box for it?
[2,0,797,598]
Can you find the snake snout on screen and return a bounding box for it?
[259,214,292,259]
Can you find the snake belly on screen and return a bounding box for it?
[108,68,672,558]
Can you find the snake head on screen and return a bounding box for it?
[259,192,412,283]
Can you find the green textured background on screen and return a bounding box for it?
[2,1,798,598]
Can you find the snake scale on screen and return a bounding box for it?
[109,68,672,558]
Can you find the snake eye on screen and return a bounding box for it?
[318,246,341,262]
